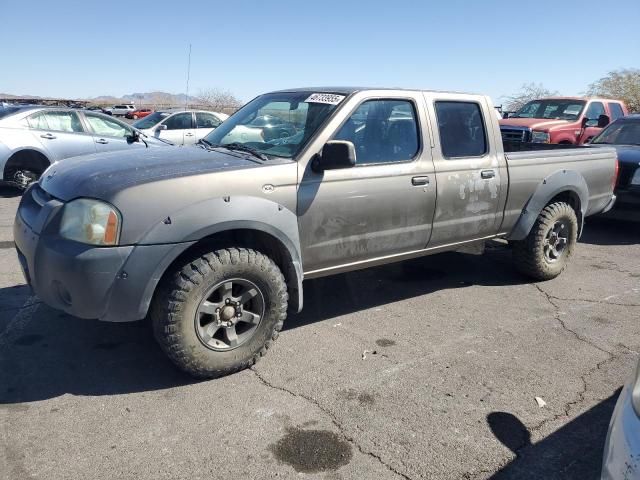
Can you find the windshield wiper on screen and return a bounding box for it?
[218,142,269,161]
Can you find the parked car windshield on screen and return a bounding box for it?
[513,100,586,120]
[203,91,345,159]
[591,118,640,146]
[133,112,171,129]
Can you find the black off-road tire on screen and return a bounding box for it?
[150,248,288,378]
[512,201,578,281]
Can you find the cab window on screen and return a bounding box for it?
[333,99,419,164]
[608,103,624,121]
[435,101,487,158]
[163,113,193,130]
[585,102,605,126]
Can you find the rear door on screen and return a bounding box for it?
[424,93,507,246]
[83,112,146,153]
[297,92,437,275]
[25,110,96,160]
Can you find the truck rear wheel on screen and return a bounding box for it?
[512,201,578,281]
[151,247,288,378]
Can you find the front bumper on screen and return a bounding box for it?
[601,384,640,479]
[13,186,194,322]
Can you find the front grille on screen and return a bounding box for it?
[501,127,531,143]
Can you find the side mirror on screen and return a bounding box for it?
[312,141,356,172]
[156,124,168,131]
[597,114,610,128]
[581,117,589,128]
[126,130,140,144]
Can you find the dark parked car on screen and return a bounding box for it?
[590,114,640,219]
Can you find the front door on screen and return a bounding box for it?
[425,96,506,246]
[83,112,146,153]
[157,112,194,145]
[297,96,437,275]
[578,101,606,144]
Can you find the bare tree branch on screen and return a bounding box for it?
[194,89,242,114]
[503,83,560,112]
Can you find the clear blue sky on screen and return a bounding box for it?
[1,0,638,105]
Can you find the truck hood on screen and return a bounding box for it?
[39,146,262,202]
[500,118,571,131]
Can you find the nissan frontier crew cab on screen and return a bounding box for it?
[13,87,618,378]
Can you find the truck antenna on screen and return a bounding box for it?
[185,43,192,110]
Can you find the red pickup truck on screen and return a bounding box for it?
[500,97,628,145]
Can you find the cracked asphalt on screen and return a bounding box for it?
[1,186,639,480]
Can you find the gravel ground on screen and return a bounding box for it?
[0,186,638,480]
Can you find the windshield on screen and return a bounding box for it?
[133,112,170,129]
[514,100,586,120]
[202,91,345,159]
[591,119,640,146]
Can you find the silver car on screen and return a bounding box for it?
[133,109,228,146]
[0,105,170,188]
[602,358,640,479]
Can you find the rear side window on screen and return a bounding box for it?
[608,103,624,121]
[435,101,487,158]
[27,112,50,130]
[196,112,221,129]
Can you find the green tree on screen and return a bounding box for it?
[587,69,640,113]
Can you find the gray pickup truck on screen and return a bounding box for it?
[13,87,618,378]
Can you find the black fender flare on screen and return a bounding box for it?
[122,196,303,319]
[507,169,588,241]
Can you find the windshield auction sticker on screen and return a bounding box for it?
[304,93,346,105]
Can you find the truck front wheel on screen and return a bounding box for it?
[151,248,288,378]
[512,201,578,281]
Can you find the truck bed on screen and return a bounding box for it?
[500,143,618,235]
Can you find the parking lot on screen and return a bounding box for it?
[0,187,638,479]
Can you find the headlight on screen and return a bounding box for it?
[531,131,550,143]
[632,360,640,417]
[631,168,640,186]
[59,198,121,246]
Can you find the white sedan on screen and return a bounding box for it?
[133,110,229,146]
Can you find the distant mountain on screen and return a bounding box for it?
[89,91,196,106]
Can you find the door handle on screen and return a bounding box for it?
[185,132,194,137]
[95,139,109,144]
[40,133,56,140]
[481,170,495,179]
[411,176,429,186]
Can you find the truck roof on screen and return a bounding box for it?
[270,86,479,96]
[535,96,624,103]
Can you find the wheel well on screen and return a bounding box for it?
[548,191,583,233]
[159,229,301,313]
[558,140,573,145]
[4,150,50,180]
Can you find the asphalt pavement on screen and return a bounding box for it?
[0,186,638,480]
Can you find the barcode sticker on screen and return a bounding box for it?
[304,93,346,105]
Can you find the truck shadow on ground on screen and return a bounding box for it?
[486,389,621,479]
[581,216,640,246]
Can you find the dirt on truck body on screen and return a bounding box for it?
[14,87,618,377]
